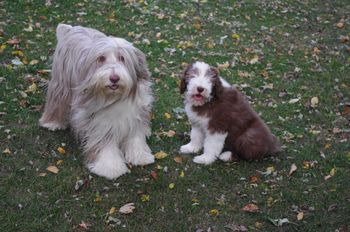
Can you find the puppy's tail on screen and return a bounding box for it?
[56,24,72,41]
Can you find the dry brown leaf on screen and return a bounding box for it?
[173,156,183,164]
[297,212,304,221]
[46,165,59,174]
[242,203,259,213]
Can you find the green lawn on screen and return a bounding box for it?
[0,0,349,231]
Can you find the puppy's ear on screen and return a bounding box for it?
[133,47,150,80]
[180,64,193,94]
[210,67,224,98]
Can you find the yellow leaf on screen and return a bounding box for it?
[179,171,185,178]
[56,160,64,165]
[169,183,175,189]
[164,112,171,119]
[330,167,336,176]
[297,211,304,221]
[109,207,117,215]
[0,44,6,53]
[12,50,24,57]
[217,62,230,70]
[140,194,150,202]
[46,165,59,174]
[95,196,102,203]
[255,222,262,229]
[25,83,37,93]
[155,151,168,159]
[57,146,66,154]
[210,209,219,216]
[231,33,240,40]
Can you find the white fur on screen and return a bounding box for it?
[180,61,231,165]
[40,24,154,179]
[218,151,232,162]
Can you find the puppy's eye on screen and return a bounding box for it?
[118,56,125,63]
[98,56,106,63]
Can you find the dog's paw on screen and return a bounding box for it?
[180,143,201,154]
[129,153,155,166]
[218,151,232,162]
[39,120,67,131]
[87,153,130,180]
[193,154,216,165]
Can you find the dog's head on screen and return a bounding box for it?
[74,35,149,101]
[180,61,223,106]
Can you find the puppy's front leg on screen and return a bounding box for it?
[193,132,227,165]
[180,126,204,154]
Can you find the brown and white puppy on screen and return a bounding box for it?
[180,61,281,164]
[39,24,154,179]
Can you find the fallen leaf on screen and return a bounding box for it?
[289,163,297,176]
[78,221,90,230]
[109,207,117,215]
[29,59,39,65]
[169,183,175,189]
[164,112,171,119]
[297,211,304,221]
[173,156,183,164]
[140,194,150,202]
[38,172,47,177]
[268,218,289,227]
[310,97,319,108]
[217,62,230,70]
[165,130,176,137]
[46,165,59,174]
[179,171,185,178]
[249,55,259,64]
[56,160,64,165]
[155,151,168,159]
[150,170,158,180]
[231,33,240,40]
[289,98,300,104]
[3,148,11,155]
[255,222,263,229]
[242,203,259,213]
[119,203,135,214]
[25,83,37,93]
[210,209,219,216]
[57,146,66,154]
[95,195,102,203]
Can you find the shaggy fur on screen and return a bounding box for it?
[39,24,154,179]
[180,61,281,165]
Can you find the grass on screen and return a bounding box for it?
[1,0,349,231]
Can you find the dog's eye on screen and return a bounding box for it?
[98,56,106,63]
[118,56,125,63]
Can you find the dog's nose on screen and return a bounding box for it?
[197,87,204,93]
[109,74,120,83]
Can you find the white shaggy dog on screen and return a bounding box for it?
[39,24,155,179]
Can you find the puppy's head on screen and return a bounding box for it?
[79,37,149,100]
[180,61,223,106]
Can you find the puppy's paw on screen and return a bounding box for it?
[193,154,216,165]
[180,143,201,154]
[218,151,232,162]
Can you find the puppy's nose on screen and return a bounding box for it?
[197,87,204,93]
[109,74,120,83]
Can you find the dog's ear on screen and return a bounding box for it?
[133,48,150,80]
[210,67,224,98]
[56,24,72,41]
[180,63,193,94]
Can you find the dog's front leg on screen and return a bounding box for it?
[124,131,155,166]
[87,145,130,180]
[180,126,204,154]
[193,132,228,165]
